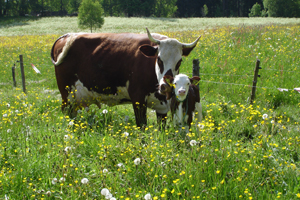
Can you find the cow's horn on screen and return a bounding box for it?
[146,27,160,45]
[182,36,201,49]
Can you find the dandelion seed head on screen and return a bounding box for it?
[101,188,110,196]
[51,178,58,185]
[102,109,108,114]
[81,178,89,184]
[144,193,152,200]
[190,140,197,146]
[123,132,129,137]
[134,158,141,165]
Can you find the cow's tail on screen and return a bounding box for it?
[51,33,77,66]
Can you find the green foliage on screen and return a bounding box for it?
[263,0,300,17]
[78,0,104,33]
[0,18,300,199]
[67,0,81,14]
[249,3,262,17]
[202,4,209,17]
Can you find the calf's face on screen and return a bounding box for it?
[162,74,200,101]
[173,74,191,101]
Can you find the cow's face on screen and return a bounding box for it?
[139,28,200,90]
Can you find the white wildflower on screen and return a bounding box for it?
[64,146,72,152]
[45,191,51,196]
[81,178,89,184]
[190,140,197,146]
[123,132,129,137]
[64,135,70,140]
[6,103,10,108]
[144,193,152,200]
[197,123,204,129]
[262,114,268,120]
[51,178,58,185]
[59,177,65,182]
[103,168,108,174]
[68,121,74,126]
[3,114,7,118]
[134,158,141,165]
[105,193,113,199]
[101,188,110,196]
[117,163,124,168]
[110,198,116,200]
[7,129,11,133]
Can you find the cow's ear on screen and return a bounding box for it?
[139,45,158,57]
[163,75,174,85]
[190,76,200,85]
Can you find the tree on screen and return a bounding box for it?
[202,4,208,17]
[67,0,81,14]
[249,2,262,17]
[78,0,104,33]
[263,0,300,17]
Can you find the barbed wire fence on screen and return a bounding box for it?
[191,59,300,103]
[6,56,300,99]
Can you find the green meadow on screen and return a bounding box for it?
[0,17,300,199]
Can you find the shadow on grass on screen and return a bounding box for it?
[0,16,40,28]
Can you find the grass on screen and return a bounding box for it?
[0,17,300,199]
[0,16,300,36]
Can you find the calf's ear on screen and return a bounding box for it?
[163,75,174,85]
[139,45,158,57]
[190,76,200,85]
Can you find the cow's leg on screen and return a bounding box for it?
[131,99,147,128]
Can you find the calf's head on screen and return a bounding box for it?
[139,28,200,90]
[163,74,200,102]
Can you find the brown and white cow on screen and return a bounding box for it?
[162,74,202,128]
[51,28,200,127]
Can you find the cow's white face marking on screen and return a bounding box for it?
[147,93,169,114]
[173,74,191,102]
[156,39,182,87]
[68,80,130,108]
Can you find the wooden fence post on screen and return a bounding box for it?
[19,55,26,94]
[12,64,17,87]
[193,59,200,89]
[250,59,261,104]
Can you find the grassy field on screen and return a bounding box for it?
[0,17,300,199]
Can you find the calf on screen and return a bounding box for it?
[162,74,202,128]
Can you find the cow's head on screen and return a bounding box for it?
[139,28,200,90]
[163,74,200,102]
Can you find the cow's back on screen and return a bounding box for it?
[52,33,167,112]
